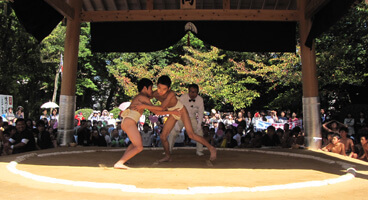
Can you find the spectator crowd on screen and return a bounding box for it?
[0,106,367,162]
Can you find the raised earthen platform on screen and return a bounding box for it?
[0,146,367,200]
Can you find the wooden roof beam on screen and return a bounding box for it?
[44,0,75,20]
[305,0,331,19]
[81,9,299,22]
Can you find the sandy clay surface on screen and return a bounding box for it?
[0,146,367,200]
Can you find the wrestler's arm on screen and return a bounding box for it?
[321,144,332,152]
[136,94,164,111]
[340,143,346,156]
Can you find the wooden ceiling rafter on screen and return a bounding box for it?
[80,9,299,22]
[44,0,334,23]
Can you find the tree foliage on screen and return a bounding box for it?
[1,1,368,119]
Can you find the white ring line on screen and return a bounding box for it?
[6,148,357,195]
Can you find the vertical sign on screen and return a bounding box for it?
[0,94,13,116]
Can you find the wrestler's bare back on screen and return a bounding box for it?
[129,94,153,114]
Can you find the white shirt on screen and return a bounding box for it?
[179,93,204,130]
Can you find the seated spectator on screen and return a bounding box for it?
[262,126,280,146]
[349,134,368,161]
[220,129,237,148]
[140,123,153,147]
[203,126,214,146]
[34,120,54,150]
[322,132,334,148]
[100,127,111,146]
[233,125,244,147]
[248,131,263,148]
[214,122,225,146]
[90,128,107,147]
[339,126,354,155]
[46,126,58,148]
[3,119,36,154]
[77,120,91,146]
[291,126,305,149]
[321,133,346,156]
[110,129,125,147]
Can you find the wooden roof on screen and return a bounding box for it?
[44,0,332,22]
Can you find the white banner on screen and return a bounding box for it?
[255,120,303,130]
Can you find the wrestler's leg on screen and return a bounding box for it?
[180,108,217,161]
[168,120,184,153]
[114,118,143,169]
[159,116,177,162]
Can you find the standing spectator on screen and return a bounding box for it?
[289,112,298,123]
[15,106,24,119]
[252,112,263,132]
[245,111,253,133]
[235,111,246,130]
[321,108,327,123]
[34,120,53,149]
[203,115,211,127]
[343,113,355,137]
[278,111,288,123]
[100,110,110,122]
[3,119,36,154]
[74,111,85,126]
[40,109,50,122]
[108,113,116,127]
[50,109,59,122]
[5,107,16,125]
[323,120,346,134]
[355,112,366,140]
[88,111,99,124]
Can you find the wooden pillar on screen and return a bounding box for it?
[57,0,82,146]
[299,0,322,149]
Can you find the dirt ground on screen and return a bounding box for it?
[0,146,367,200]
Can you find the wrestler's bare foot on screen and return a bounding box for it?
[209,147,217,161]
[158,155,171,162]
[114,161,130,169]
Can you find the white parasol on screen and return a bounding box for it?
[41,102,59,109]
[118,102,131,111]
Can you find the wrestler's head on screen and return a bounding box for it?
[138,78,153,96]
[360,135,367,145]
[332,133,341,145]
[157,75,171,96]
